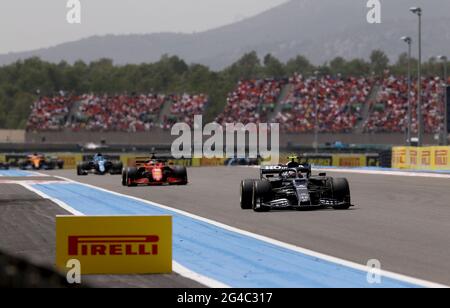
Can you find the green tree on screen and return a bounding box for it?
[329,57,347,76]
[263,54,286,78]
[370,50,390,76]
[226,51,262,81]
[285,55,314,76]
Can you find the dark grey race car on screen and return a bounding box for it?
[240,163,352,212]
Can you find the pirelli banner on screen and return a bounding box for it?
[56,216,172,275]
[392,146,450,170]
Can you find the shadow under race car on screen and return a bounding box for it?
[77,156,123,176]
[240,162,352,212]
[0,162,10,170]
[122,158,188,187]
[18,154,64,170]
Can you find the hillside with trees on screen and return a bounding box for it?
[0,50,447,129]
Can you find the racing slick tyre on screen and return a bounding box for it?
[172,166,188,185]
[18,160,27,170]
[126,167,138,187]
[240,179,255,210]
[122,168,127,186]
[57,160,64,169]
[331,178,351,210]
[76,163,87,176]
[252,180,272,212]
[45,161,56,170]
[110,161,124,175]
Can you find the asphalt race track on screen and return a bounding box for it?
[1,166,450,287]
[0,181,203,288]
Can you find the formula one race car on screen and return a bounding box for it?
[240,157,352,212]
[77,154,123,176]
[18,154,64,170]
[122,157,188,186]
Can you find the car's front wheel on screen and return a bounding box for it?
[172,166,188,185]
[252,180,272,212]
[121,168,127,186]
[331,178,351,210]
[240,179,255,209]
[126,167,138,187]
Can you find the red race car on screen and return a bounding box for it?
[122,158,188,187]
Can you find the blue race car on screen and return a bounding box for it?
[76,154,123,176]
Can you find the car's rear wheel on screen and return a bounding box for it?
[331,178,351,210]
[77,163,87,176]
[240,179,255,209]
[111,161,124,175]
[252,180,272,212]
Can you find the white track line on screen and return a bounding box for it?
[43,175,447,288]
[32,171,50,177]
[1,180,63,185]
[20,183,84,216]
[19,181,229,288]
[314,168,450,179]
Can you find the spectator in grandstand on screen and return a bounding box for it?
[26,95,75,131]
[162,93,208,129]
[274,75,373,133]
[71,93,166,132]
[364,76,443,134]
[215,79,285,125]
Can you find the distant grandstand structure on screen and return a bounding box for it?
[24,74,449,146]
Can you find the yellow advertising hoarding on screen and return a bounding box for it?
[199,158,225,166]
[332,155,367,167]
[392,146,450,170]
[57,154,82,169]
[56,216,172,275]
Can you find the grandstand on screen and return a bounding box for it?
[24,74,449,146]
[162,94,208,129]
[363,76,446,134]
[215,79,286,125]
[274,75,374,133]
[26,93,208,133]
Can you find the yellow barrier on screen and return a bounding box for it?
[57,154,82,169]
[332,155,367,167]
[191,158,201,167]
[392,146,450,170]
[56,216,172,275]
[199,158,225,166]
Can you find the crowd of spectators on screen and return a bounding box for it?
[275,74,373,133]
[26,75,448,134]
[26,96,74,131]
[215,79,286,125]
[70,94,166,132]
[161,93,208,129]
[364,76,446,134]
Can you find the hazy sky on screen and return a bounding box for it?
[0,0,288,54]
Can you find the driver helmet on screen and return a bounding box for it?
[283,170,298,179]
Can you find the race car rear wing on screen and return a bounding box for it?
[133,156,172,167]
